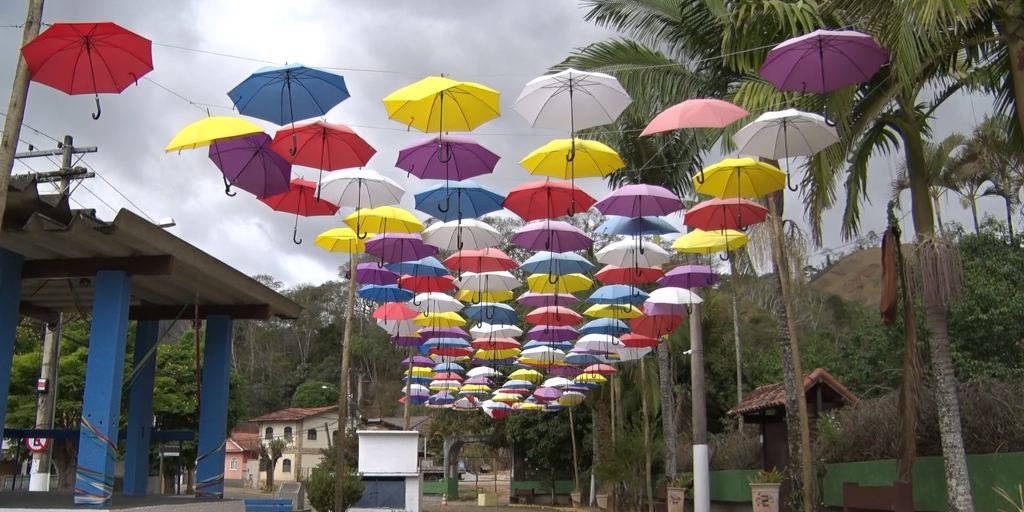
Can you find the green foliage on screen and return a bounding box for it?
[504,409,592,484]
[291,380,339,407]
[306,461,363,512]
[750,469,785,484]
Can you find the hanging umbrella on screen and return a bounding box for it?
[595,239,671,267]
[402,355,435,367]
[378,318,418,337]
[641,98,749,136]
[22,21,153,119]
[452,395,480,411]
[418,326,468,339]
[207,133,291,197]
[463,303,518,325]
[512,220,593,252]
[575,334,623,354]
[422,219,501,251]
[517,292,580,308]
[391,335,425,347]
[472,337,521,351]
[353,262,398,285]
[383,76,500,132]
[270,121,376,190]
[461,385,493,397]
[542,377,575,389]
[444,248,517,273]
[314,227,365,254]
[520,251,594,276]
[396,135,500,181]
[408,292,463,313]
[228,63,348,126]
[504,180,596,221]
[414,312,467,327]
[531,387,564,402]
[594,265,664,285]
[456,271,521,293]
[630,314,684,338]
[672,229,749,256]
[470,323,523,339]
[558,391,587,407]
[373,302,420,321]
[387,256,450,277]
[659,265,720,289]
[644,302,689,316]
[584,363,618,376]
[693,157,787,199]
[527,325,579,342]
[621,333,660,349]
[567,353,607,367]
[319,169,405,208]
[261,179,338,244]
[508,368,544,384]
[647,287,704,306]
[525,306,582,327]
[433,372,465,382]
[345,206,424,239]
[583,304,643,319]
[360,285,414,304]
[588,285,649,305]
[414,181,505,222]
[399,275,457,293]
[521,139,625,180]
[513,68,631,132]
[759,29,888,95]
[684,198,768,231]
[523,340,573,351]
[574,373,608,385]
[457,290,514,304]
[593,184,685,217]
[732,109,840,191]
[595,216,677,236]
[526,273,593,294]
[165,116,263,152]
[366,233,438,263]
[579,318,630,336]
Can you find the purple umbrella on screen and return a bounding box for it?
[565,384,592,393]
[464,376,493,385]
[419,326,469,339]
[208,133,291,198]
[512,220,592,252]
[392,336,424,347]
[759,29,888,95]
[402,355,436,367]
[353,262,399,285]
[528,325,579,342]
[396,135,500,180]
[643,302,688,317]
[517,292,580,308]
[549,366,584,379]
[658,265,720,289]
[366,233,438,263]
[532,387,563,402]
[593,184,684,217]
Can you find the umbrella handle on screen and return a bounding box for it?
[91,95,101,120]
[547,273,559,285]
[719,251,731,262]
[292,227,303,245]
[222,176,237,197]
[786,173,800,192]
[438,194,451,213]
[694,169,706,185]
[437,139,453,163]
[412,296,422,307]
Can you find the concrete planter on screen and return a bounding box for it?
[596,492,610,510]
[750,482,781,512]
[666,487,687,512]
[570,491,583,507]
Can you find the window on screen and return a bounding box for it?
[307,428,317,441]
[230,457,239,470]
[282,459,292,473]
[283,426,293,442]
[264,427,273,440]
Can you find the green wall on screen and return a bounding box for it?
[423,478,459,497]
[709,469,760,502]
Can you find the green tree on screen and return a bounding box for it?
[260,438,286,491]
[891,133,967,234]
[291,381,339,408]
[955,115,1024,242]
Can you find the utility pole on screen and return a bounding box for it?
[690,302,710,512]
[0,0,45,228]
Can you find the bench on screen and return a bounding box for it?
[512,488,535,504]
[842,481,913,512]
[244,498,294,512]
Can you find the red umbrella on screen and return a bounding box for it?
[398,274,456,293]
[260,178,338,244]
[583,363,618,376]
[271,121,376,195]
[372,302,419,321]
[471,337,521,350]
[525,306,582,326]
[443,248,517,273]
[504,180,596,221]
[620,333,659,349]
[595,265,664,285]
[21,22,153,119]
[432,372,464,382]
[684,197,769,231]
[630,314,684,338]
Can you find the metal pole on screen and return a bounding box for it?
[0,0,45,228]
[640,358,654,512]
[336,255,357,510]
[568,408,580,492]
[404,347,414,430]
[732,290,744,430]
[690,302,710,512]
[29,314,61,491]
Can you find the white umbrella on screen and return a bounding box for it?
[423,218,501,251]
[376,318,419,336]
[542,377,574,389]
[558,390,587,407]
[732,109,840,191]
[430,354,467,364]
[470,322,524,339]
[647,287,704,305]
[519,347,566,363]
[467,366,501,378]
[575,333,623,353]
[456,271,521,292]
[409,292,463,313]
[595,239,671,267]
[452,396,479,411]
[616,345,653,362]
[403,383,429,395]
[318,169,405,208]
[514,68,632,132]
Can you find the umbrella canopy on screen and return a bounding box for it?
[402,355,435,367]
[593,184,684,217]
[527,325,580,342]
[422,219,502,251]
[508,368,544,384]
[471,337,521,350]
[513,68,631,132]
[374,302,420,321]
[418,326,468,339]
[345,206,424,237]
[399,274,456,293]
[377,318,418,337]
[583,304,643,319]
[630,314,684,338]
[366,233,438,263]
[457,290,513,304]
[558,391,587,407]
[520,251,594,276]
[512,220,593,252]
[685,198,768,231]
[574,373,608,385]
[532,387,563,402]
[456,271,521,293]
[463,303,518,325]
[451,395,480,411]
[594,265,664,285]
[360,284,414,303]
[208,133,291,197]
[409,292,463,313]
[526,273,593,294]
[521,139,625,179]
[595,216,677,236]
[383,76,500,132]
[165,116,263,152]
[470,323,523,339]
[228,63,349,125]
[575,334,623,354]
[647,287,704,305]
[588,285,649,305]
[595,239,671,267]
[579,318,630,336]
[659,265,720,289]
[414,180,505,222]
[759,29,888,94]
[733,109,840,160]
[396,135,499,180]
[391,335,424,347]
[525,306,583,327]
[261,179,339,244]
[584,363,618,376]
[271,120,376,171]
[693,157,787,199]
[319,169,405,209]
[542,377,575,389]
[621,333,660,349]
[444,248,517,273]
[354,262,398,285]
[672,229,749,254]
[504,180,596,221]
[387,257,450,277]
[517,292,579,308]
[641,98,749,135]
[644,302,688,316]
[314,227,365,254]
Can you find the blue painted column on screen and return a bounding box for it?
[74,271,132,506]
[123,320,159,496]
[0,249,24,451]
[195,315,232,499]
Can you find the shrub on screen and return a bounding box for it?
[306,462,363,512]
[709,427,761,470]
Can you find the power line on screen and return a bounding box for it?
[77,159,159,223]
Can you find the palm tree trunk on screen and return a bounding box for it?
[1004,197,1014,243]
[732,288,744,431]
[1004,17,1024,138]
[640,359,655,512]
[766,191,814,512]
[933,195,945,235]
[657,342,678,477]
[969,198,980,234]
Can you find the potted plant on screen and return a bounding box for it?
[666,472,693,512]
[749,469,785,512]
[570,488,583,508]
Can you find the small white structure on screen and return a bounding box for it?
[353,430,421,512]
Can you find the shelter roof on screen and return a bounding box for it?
[728,367,859,416]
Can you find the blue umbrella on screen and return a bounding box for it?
[520,251,594,276]
[414,180,505,221]
[433,362,466,373]
[523,339,574,351]
[588,285,649,305]
[228,64,350,126]
[423,338,471,349]
[596,216,677,236]
[428,392,457,406]
[579,318,630,336]
[464,303,518,324]
[565,353,605,366]
[359,284,414,303]
[402,375,432,384]
[386,256,450,277]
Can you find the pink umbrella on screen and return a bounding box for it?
[511,220,592,252]
[532,387,563,402]
[641,99,749,136]
[517,292,580,308]
[593,184,684,217]
[684,197,768,231]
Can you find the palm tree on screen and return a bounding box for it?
[890,133,967,234]
[956,115,1024,241]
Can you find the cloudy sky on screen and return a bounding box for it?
[0,1,998,287]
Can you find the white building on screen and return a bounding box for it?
[250,406,341,482]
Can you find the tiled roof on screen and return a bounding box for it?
[228,432,261,453]
[250,405,337,422]
[728,368,858,416]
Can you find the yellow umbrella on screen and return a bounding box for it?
[515,402,544,411]
[558,392,586,407]
[405,367,433,378]
[475,348,521,360]
[574,373,608,385]
[521,138,625,179]
[344,206,424,237]
[456,290,514,303]
[429,382,462,392]
[460,384,492,394]
[383,76,500,133]
[584,303,644,319]
[693,157,786,198]
[314,227,366,253]
[164,116,263,152]
[508,368,544,384]
[527,273,593,294]
[672,228,749,254]
[492,392,522,403]
[413,311,466,327]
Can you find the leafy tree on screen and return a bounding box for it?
[291,381,339,408]
[306,461,362,512]
[260,438,286,491]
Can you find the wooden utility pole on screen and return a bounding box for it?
[0,0,45,227]
[336,256,357,510]
[690,302,710,512]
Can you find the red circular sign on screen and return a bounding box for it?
[25,437,49,453]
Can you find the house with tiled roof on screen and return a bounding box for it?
[250,406,341,483]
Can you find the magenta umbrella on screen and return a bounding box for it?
[353,262,399,285]
[512,220,592,252]
[464,376,492,385]
[396,135,500,180]
[549,366,583,379]
[402,355,436,367]
[418,326,469,339]
[759,29,888,95]
[593,184,684,217]
[365,233,438,263]
[532,387,563,402]
[659,265,720,289]
[527,325,579,342]
[517,292,580,308]
[208,133,292,198]
[392,336,424,346]
[641,99,749,136]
